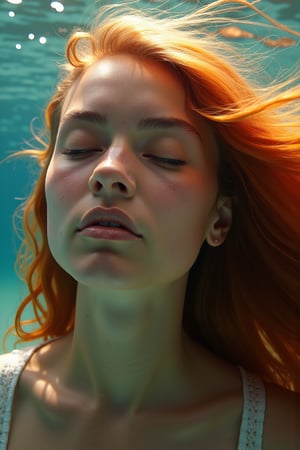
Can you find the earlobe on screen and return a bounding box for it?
[206,196,232,247]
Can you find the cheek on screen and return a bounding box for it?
[150,171,218,260]
[154,171,218,221]
[45,160,85,209]
[45,163,78,243]
[45,169,64,247]
[45,162,84,264]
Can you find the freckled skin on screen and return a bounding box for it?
[45,55,220,290]
[7,53,299,450]
[9,54,242,450]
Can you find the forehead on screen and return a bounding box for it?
[61,55,188,120]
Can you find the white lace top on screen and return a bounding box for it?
[0,345,266,450]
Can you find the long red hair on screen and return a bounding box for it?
[8,1,300,392]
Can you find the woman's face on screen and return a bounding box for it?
[45,55,221,290]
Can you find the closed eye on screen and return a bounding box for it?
[61,148,104,157]
[143,154,186,168]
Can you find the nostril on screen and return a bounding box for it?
[93,180,102,192]
[90,180,128,195]
[89,172,135,198]
[116,182,127,193]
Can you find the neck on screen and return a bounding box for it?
[62,279,195,417]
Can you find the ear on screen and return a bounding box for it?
[206,196,232,247]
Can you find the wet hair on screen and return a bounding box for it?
[8,0,300,392]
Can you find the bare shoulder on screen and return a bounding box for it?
[263,383,300,450]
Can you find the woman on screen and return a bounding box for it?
[1,1,299,449]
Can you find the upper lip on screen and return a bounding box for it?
[77,207,142,237]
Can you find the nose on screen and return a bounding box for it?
[88,142,136,199]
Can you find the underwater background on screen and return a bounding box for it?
[0,0,299,352]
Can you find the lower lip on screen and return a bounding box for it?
[78,226,140,241]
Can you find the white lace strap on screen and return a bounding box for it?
[237,367,266,450]
[0,347,37,450]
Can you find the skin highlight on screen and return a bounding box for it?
[3,2,300,449]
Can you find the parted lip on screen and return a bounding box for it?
[77,206,142,237]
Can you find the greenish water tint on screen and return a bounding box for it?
[1,0,299,352]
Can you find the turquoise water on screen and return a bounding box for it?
[1,0,299,352]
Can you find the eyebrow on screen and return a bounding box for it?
[60,110,201,139]
[60,111,107,127]
[137,117,201,139]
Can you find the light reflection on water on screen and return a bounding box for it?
[1,0,299,148]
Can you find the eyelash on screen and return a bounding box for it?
[61,148,104,157]
[143,154,186,167]
[61,149,186,168]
